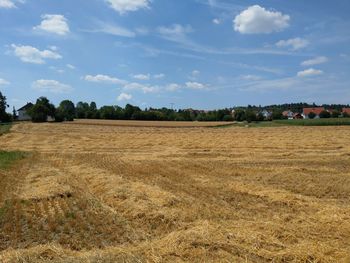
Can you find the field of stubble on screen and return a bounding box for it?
[0,122,350,263]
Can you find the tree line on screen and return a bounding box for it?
[0,91,349,123]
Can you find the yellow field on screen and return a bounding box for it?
[0,122,350,262]
[72,119,234,127]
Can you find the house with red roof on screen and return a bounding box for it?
[302,107,325,119]
[342,108,350,117]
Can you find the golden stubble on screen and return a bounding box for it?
[0,122,349,262]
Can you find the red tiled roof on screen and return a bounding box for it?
[343,108,350,114]
[303,107,325,116]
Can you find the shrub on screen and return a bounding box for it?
[308,112,316,119]
[319,110,331,118]
[222,115,234,122]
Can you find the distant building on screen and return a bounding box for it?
[342,108,350,116]
[259,109,272,119]
[293,113,303,119]
[302,107,325,119]
[282,110,294,119]
[17,103,33,121]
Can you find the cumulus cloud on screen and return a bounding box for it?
[34,14,70,36]
[297,68,324,77]
[234,5,290,34]
[185,81,206,90]
[133,74,150,80]
[276,38,309,50]
[11,44,62,64]
[0,78,10,85]
[153,73,165,79]
[32,79,72,93]
[0,0,15,8]
[66,64,75,69]
[123,82,158,93]
[84,74,127,85]
[301,56,328,66]
[212,18,221,25]
[166,83,181,91]
[117,92,132,101]
[106,0,150,14]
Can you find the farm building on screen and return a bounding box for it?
[282,110,294,119]
[293,113,303,119]
[302,107,325,119]
[17,103,33,121]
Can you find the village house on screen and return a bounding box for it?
[282,110,294,119]
[259,109,272,119]
[342,108,350,116]
[302,107,325,119]
[17,103,33,121]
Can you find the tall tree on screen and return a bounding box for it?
[0,91,11,122]
[28,97,56,122]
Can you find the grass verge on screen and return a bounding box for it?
[0,123,12,136]
[0,151,27,170]
[225,118,350,128]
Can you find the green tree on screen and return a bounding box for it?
[272,110,283,120]
[56,100,75,121]
[28,97,56,123]
[76,102,89,118]
[343,112,350,118]
[319,110,331,118]
[331,110,341,118]
[233,109,246,122]
[0,91,11,122]
[308,112,316,119]
[245,110,256,123]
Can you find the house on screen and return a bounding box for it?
[259,109,272,119]
[302,107,325,119]
[342,108,350,117]
[282,110,294,119]
[293,113,303,119]
[17,103,33,121]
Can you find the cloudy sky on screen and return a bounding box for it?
[1,0,349,110]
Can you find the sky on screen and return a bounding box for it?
[0,0,349,110]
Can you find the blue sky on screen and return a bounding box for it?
[0,0,349,110]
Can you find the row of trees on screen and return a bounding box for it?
[1,91,349,123]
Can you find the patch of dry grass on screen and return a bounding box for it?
[0,122,349,262]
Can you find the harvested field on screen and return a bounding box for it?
[0,122,350,262]
[71,119,234,127]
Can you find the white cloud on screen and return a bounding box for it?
[0,78,10,85]
[88,22,136,37]
[276,38,309,50]
[0,0,22,9]
[301,56,328,66]
[212,18,221,25]
[241,75,262,81]
[123,82,158,93]
[153,73,165,79]
[157,24,193,42]
[132,73,150,80]
[66,64,75,69]
[297,68,324,77]
[117,92,132,101]
[188,70,200,80]
[234,5,290,34]
[84,74,127,85]
[32,79,72,93]
[34,14,70,36]
[106,0,150,14]
[166,83,181,91]
[185,81,207,90]
[11,44,62,64]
